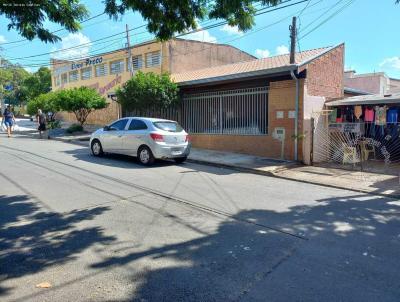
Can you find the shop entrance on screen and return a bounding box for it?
[311,97,400,176]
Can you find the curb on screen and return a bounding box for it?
[187,158,400,199]
[49,136,89,146]
[32,135,400,200]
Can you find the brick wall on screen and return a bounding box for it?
[190,79,303,160]
[168,39,256,74]
[303,44,344,100]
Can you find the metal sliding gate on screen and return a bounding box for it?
[182,87,269,135]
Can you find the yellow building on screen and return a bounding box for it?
[51,38,255,125]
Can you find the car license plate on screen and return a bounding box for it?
[172,148,182,155]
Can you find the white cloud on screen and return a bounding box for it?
[183,27,217,43]
[0,35,7,43]
[24,67,34,73]
[50,32,91,60]
[255,49,270,58]
[379,57,400,71]
[276,45,289,55]
[220,24,243,36]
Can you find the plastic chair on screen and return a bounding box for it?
[359,140,375,161]
[342,146,359,165]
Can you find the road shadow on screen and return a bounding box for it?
[0,194,115,297]
[63,147,240,175]
[90,194,400,301]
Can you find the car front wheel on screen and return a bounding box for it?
[91,139,104,157]
[138,146,155,165]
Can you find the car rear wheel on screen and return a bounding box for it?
[138,146,155,165]
[91,139,104,157]
[174,156,187,164]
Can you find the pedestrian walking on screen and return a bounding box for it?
[1,105,16,138]
[37,109,47,139]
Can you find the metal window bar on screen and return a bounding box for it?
[182,87,268,135]
[132,55,143,70]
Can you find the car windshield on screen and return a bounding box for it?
[153,121,183,132]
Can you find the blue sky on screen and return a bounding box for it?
[0,0,399,78]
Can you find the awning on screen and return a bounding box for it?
[326,93,400,107]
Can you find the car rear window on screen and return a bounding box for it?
[153,121,183,132]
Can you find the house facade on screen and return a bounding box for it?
[50,38,255,124]
[169,44,345,162]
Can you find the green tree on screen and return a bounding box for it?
[56,87,107,126]
[27,92,59,121]
[116,71,179,112]
[20,67,52,102]
[0,0,88,43]
[1,0,281,42]
[0,59,30,106]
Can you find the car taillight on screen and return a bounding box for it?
[150,133,164,142]
[185,135,190,142]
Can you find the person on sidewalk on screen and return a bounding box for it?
[36,109,47,139]
[1,105,16,138]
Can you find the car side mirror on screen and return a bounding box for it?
[103,125,110,131]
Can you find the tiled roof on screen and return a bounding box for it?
[171,46,333,85]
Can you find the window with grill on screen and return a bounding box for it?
[61,73,68,84]
[182,87,269,135]
[110,60,124,74]
[146,51,161,67]
[55,76,60,86]
[69,70,78,82]
[132,55,143,70]
[95,64,108,77]
[81,67,92,80]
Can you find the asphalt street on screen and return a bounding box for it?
[0,133,399,301]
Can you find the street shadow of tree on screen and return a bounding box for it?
[0,194,115,297]
[91,194,400,301]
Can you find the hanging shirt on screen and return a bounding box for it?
[329,108,337,123]
[343,106,354,122]
[354,105,362,120]
[387,107,398,124]
[364,108,374,122]
[375,106,387,125]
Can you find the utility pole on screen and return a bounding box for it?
[289,16,297,64]
[126,24,133,77]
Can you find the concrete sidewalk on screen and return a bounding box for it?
[23,129,400,198]
[189,148,400,198]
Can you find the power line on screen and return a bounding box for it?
[2,0,308,69]
[0,12,107,46]
[299,0,356,40]
[3,0,304,62]
[299,0,347,34]
[1,6,300,70]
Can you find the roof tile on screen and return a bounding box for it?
[171,47,332,84]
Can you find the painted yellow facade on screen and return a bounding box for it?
[51,38,255,125]
[52,40,168,125]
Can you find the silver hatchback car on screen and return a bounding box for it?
[90,117,191,165]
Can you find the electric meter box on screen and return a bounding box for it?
[273,127,286,141]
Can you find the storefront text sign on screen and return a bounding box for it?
[71,56,103,70]
[329,123,364,134]
[86,75,122,95]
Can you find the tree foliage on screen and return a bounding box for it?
[56,87,108,125]
[0,0,88,43]
[1,0,282,42]
[20,67,52,103]
[116,71,179,112]
[27,92,59,121]
[0,58,30,105]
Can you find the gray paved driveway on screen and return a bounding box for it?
[0,135,399,301]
